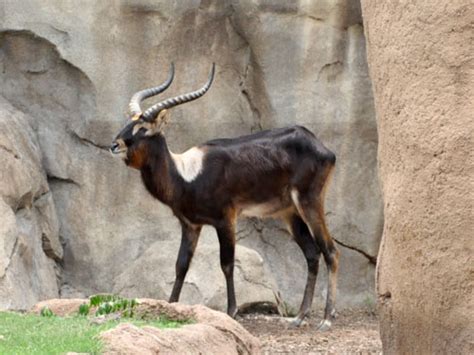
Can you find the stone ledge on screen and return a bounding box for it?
[31,298,260,355]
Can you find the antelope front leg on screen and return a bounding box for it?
[216,223,237,318]
[169,222,202,303]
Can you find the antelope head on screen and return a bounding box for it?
[110,63,215,168]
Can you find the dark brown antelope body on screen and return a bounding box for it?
[111,64,339,330]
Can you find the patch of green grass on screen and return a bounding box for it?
[0,312,187,355]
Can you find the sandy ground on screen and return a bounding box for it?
[238,309,382,354]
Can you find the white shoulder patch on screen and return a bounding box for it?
[170,147,205,182]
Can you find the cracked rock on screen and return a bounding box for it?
[0,99,61,309]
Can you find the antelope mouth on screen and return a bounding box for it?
[110,142,127,157]
[110,147,126,155]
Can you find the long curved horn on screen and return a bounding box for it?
[141,63,215,122]
[128,63,175,119]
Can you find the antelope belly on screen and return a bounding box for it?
[240,200,290,218]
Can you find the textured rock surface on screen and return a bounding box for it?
[362,0,473,353]
[101,300,260,355]
[0,0,381,311]
[31,298,88,317]
[114,243,277,311]
[0,98,61,309]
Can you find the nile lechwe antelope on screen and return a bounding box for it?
[110,64,339,330]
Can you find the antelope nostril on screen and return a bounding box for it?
[110,142,120,152]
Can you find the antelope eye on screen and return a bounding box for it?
[124,137,134,146]
[132,124,147,136]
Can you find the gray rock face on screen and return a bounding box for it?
[0,98,61,309]
[0,0,381,312]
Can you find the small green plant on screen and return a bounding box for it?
[86,294,139,317]
[40,306,54,317]
[78,303,90,316]
[89,294,114,307]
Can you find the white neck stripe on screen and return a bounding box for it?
[170,147,205,182]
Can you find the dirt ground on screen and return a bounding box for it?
[238,309,382,354]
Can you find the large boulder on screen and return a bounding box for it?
[100,300,260,355]
[361,0,473,353]
[1,0,381,311]
[114,242,277,311]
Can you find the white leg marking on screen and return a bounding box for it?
[290,188,315,238]
[170,147,205,182]
[290,188,303,213]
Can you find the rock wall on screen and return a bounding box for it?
[0,0,381,312]
[361,0,473,353]
[0,98,61,309]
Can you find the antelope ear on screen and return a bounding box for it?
[156,109,169,125]
[145,109,169,136]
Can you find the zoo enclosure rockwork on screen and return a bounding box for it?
[0,0,381,312]
[362,0,473,353]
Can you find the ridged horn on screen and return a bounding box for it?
[128,63,175,119]
[141,63,215,122]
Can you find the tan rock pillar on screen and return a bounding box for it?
[361,1,473,353]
